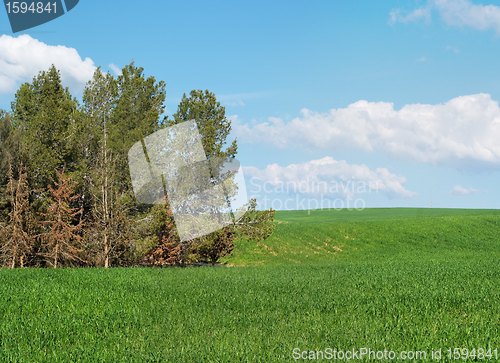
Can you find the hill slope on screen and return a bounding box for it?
[230,208,500,265]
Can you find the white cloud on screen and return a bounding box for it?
[391,0,500,34]
[0,34,96,94]
[452,185,479,195]
[235,93,500,167]
[109,63,122,76]
[245,156,415,200]
[435,0,500,33]
[389,7,431,24]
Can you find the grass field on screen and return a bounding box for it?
[0,208,499,362]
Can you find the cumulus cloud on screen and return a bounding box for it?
[452,185,479,195]
[390,0,500,34]
[245,156,415,200]
[0,34,96,94]
[235,93,500,167]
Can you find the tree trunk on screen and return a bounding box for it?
[10,254,15,269]
[104,233,110,268]
[102,115,111,269]
[54,243,59,268]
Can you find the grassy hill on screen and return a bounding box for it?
[0,209,499,361]
[231,208,500,265]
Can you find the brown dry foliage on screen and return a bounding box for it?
[40,170,85,268]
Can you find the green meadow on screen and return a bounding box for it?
[0,208,499,362]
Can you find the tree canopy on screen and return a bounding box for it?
[0,64,274,268]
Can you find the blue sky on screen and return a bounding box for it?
[1,0,500,209]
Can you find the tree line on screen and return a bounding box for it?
[0,64,274,268]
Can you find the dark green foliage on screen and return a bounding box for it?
[75,68,117,202]
[12,66,79,191]
[1,65,274,268]
[143,199,189,266]
[0,111,17,181]
[109,63,166,191]
[0,111,20,221]
[172,89,237,160]
[191,226,235,265]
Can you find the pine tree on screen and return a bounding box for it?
[192,227,235,265]
[143,197,188,266]
[41,170,84,268]
[0,111,21,222]
[172,90,237,160]
[12,66,79,192]
[1,162,34,268]
[109,63,166,192]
